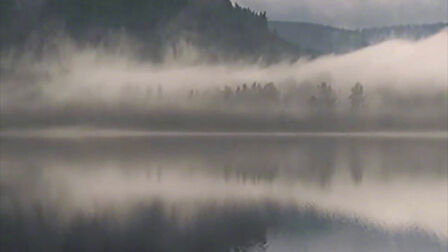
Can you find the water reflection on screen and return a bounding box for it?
[1,135,447,251]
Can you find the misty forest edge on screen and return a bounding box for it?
[0,0,447,132]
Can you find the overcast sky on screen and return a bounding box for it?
[233,0,447,28]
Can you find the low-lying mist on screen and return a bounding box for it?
[1,29,446,131]
[1,137,447,238]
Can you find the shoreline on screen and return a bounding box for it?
[1,127,447,140]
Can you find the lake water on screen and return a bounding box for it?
[1,132,447,251]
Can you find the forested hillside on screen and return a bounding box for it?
[362,23,448,43]
[269,22,367,54]
[0,0,301,62]
[269,21,447,55]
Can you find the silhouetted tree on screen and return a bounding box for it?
[317,82,337,110]
[349,82,365,112]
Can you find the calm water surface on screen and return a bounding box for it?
[1,133,447,251]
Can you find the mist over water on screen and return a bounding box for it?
[1,136,447,251]
[1,30,446,130]
[1,15,447,251]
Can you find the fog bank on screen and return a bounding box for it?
[1,30,446,130]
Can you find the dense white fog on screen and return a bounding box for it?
[1,29,446,130]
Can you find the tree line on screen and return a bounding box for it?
[183,81,366,113]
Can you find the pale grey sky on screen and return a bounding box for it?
[233,0,447,28]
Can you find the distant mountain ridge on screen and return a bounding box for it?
[361,23,448,43]
[269,21,447,55]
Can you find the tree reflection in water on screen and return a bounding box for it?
[0,136,447,251]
